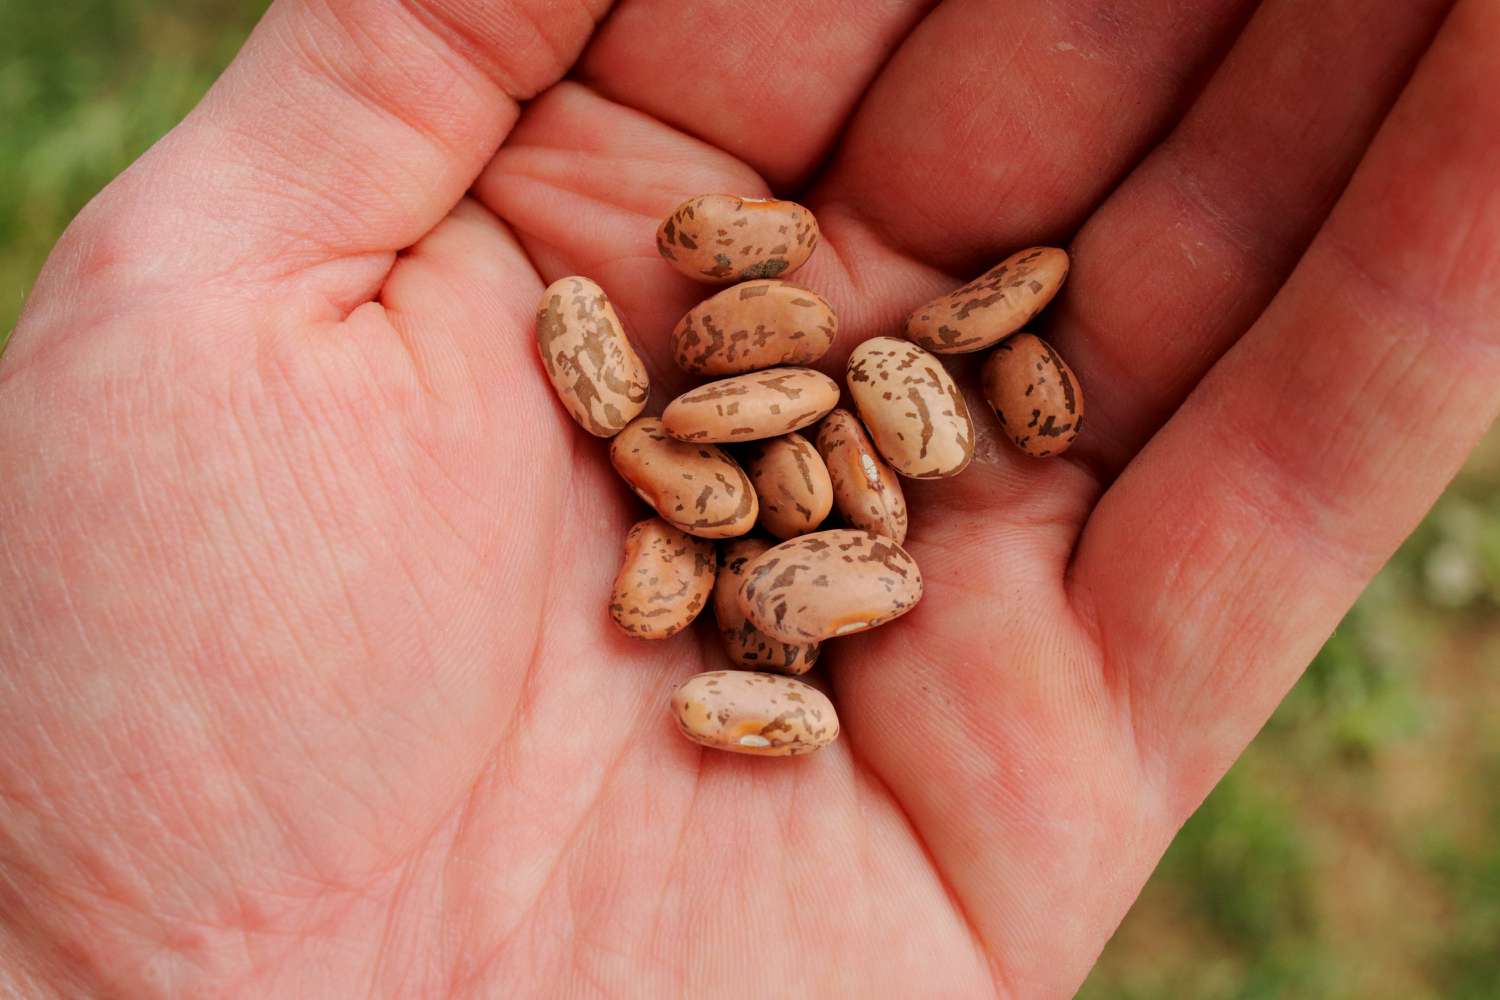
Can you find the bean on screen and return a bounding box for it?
[737,528,923,643]
[610,519,716,639]
[905,247,1069,354]
[715,539,820,673]
[846,337,974,479]
[535,276,649,436]
[656,194,819,284]
[814,409,908,544]
[671,671,838,756]
[743,433,834,540]
[661,367,840,444]
[981,333,1085,457]
[671,280,837,376]
[610,417,758,539]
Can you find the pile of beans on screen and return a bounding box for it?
[535,194,1083,758]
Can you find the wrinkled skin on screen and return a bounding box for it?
[2,1,1497,996]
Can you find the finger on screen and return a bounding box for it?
[577,0,934,188]
[813,0,1257,271]
[1050,0,1454,477]
[44,0,603,310]
[1075,0,1500,808]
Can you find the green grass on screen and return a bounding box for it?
[4,4,1499,996]
[1424,757,1500,1000]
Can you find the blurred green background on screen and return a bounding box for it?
[3,3,1496,996]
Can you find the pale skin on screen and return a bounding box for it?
[1,0,1497,995]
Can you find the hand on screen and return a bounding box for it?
[2,0,1496,995]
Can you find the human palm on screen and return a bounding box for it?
[3,0,1498,996]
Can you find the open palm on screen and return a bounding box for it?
[3,0,1498,996]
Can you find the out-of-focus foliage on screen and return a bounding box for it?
[4,4,1497,996]
[1424,758,1500,1000]
[1084,432,1500,999]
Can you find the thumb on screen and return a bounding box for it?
[29,0,605,318]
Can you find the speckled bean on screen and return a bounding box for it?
[671,671,838,756]
[814,409,909,544]
[657,194,820,284]
[744,433,834,540]
[981,333,1085,458]
[737,528,923,644]
[671,281,837,376]
[846,337,974,479]
[609,418,758,539]
[715,539,820,674]
[610,519,716,639]
[905,247,1070,354]
[535,276,649,436]
[661,367,840,444]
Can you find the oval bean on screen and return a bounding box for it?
[846,337,974,479]
[671,671,838,756]
[737,528,923,643]
[671,280,837,376]
[610,519,716,639]
[656,194,819,284]
[814,409,908,544]
[905,247,1069,354]
[535,276,649,436]
[661,367,839,444]
[744,433,834,540]
[610,417,758,539]
[981,333,1085,457]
